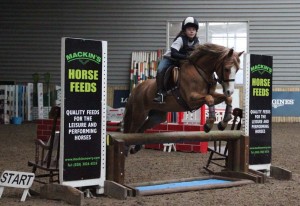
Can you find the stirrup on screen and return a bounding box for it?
[153,93,165,103]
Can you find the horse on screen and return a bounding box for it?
[123,43,244,154]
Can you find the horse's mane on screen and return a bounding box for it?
[188,43,230,63]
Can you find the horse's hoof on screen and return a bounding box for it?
[130,145,142,154]
[129,148,136,154]
[124,145,129,157]
[218,122,226,131]
[204,124,211,133]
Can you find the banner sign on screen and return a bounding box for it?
[60,38,107,191]
[244,54,272,167]
[113,90,129,108]
[272,91,300,116]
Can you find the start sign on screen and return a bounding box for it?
[0,170,35,201]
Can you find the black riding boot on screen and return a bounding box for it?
[153,71,165,103]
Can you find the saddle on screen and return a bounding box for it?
[162,66,195,112]
[163,66,180,91]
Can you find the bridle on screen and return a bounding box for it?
[214,64,236,85]
[190,60,236,87]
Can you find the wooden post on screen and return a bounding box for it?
[113,139,126,184]
[233,138,241,172]
[106,142,115,181]
[239,135,249,172]
[226,140,234,171]
[225,136,249,173]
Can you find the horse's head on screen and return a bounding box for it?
[215,48,244,97]
[188,43,244,97]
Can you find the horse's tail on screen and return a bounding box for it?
[122,93,133,133]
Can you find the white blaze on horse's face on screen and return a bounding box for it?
[222,66,237,97]
[221,50,243,97]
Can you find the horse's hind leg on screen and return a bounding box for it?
[122,100,149,155]
[124,107,150,154]
[130,110,167,154]
[138,110,167,133]
[123,98,147,133]
[122,106,132,133]
[123,92,136,133]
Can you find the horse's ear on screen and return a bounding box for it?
[228,48,234,57]
[238,51,244,57]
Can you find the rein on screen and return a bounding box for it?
[190,60,216,93]
[190,60,235,88]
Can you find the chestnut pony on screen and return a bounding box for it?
[123,43,243,153]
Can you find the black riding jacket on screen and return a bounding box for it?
[171,35,199,60]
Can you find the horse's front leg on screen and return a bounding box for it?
[204,95,216,133]
[210,92,233,131]
[217,96,233,131]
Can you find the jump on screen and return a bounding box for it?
[123,43,243,153]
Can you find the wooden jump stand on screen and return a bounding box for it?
[105,131,266,199]
[28,106,61,184]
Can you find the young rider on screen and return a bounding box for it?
[153,16,200,103]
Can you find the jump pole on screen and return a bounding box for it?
[106,131,264,186]
[150,106,207,153]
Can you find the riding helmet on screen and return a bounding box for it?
[181,17,199,31]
